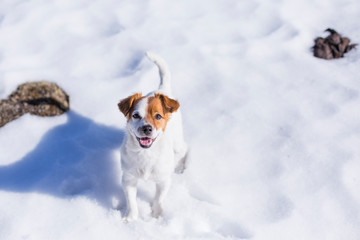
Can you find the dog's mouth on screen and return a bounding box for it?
[137,137,156,148]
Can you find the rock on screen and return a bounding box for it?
[313,28,357,60]
[0,81,70,127]
[0,100,27,127]
[313,37,333,59]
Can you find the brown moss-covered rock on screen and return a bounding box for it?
[0,100,27,127]
[0,81,70,127]
[9,81,70,116]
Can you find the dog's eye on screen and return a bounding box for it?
[132,113,141,119]
[155,114,162,120]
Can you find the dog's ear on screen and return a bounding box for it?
[156,93,180,114]
[118,93,142,118]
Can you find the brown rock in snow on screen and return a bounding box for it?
[0,81,69,127]
[313,28,357,59]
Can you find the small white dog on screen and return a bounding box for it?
[118,52,188,222]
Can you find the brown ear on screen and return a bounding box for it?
[118,93,142,118]
[155,93,180,113]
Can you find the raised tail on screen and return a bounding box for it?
[146,51,172,94]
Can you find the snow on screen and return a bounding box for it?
[1,0,360,239]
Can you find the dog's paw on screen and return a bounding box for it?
[151,202,163,218]
[122,211,138,223]
[122,215,137,223]
[122,217,135,223]
[174,162,186,174]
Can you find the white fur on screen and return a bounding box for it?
[146,51,172,95]
[121,52,188,222]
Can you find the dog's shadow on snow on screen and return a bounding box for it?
[0,111,126,209]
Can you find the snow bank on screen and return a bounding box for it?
[1,0,360,239]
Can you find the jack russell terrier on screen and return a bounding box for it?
[118,52,188,222]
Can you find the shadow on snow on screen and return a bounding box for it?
[0,111,125,209]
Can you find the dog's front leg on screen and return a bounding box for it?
[152,179,171,218]
[122,174,138,222]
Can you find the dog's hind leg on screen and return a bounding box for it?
[175,146,189,174]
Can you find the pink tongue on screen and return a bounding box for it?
[140,138,152,146]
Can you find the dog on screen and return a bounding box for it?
[118,52,188,222]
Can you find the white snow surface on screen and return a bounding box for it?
[1,0,360,239]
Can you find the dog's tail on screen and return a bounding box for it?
[146,51,171,94]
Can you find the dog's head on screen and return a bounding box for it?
[118,93,179,148]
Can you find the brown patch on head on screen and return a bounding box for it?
[118,93,143,120]
[145,93,180,131]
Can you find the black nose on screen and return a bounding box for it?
[141,125,153,135]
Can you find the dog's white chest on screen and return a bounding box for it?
[139,167,152,180]
[121,135,174,181]
[133,150,156,180]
